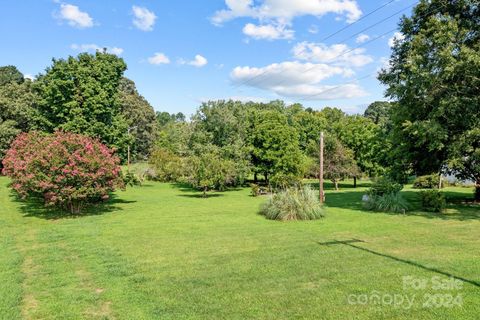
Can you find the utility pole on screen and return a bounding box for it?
[319,131,325,203]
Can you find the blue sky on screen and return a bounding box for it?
[0,0,414,115]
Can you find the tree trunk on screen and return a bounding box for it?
[334,180,339,191]
[254,172,258,183]
[475,178,480,202]
[264,172,268,183]
[353,176,357,188]
[203,186,207,198]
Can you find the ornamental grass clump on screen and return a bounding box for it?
[260,186,325,221]
[2,131,124,214]
[363,177,409,213]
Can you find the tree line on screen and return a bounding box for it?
[0,0,478,199]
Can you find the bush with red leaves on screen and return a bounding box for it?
[2,131,124,214]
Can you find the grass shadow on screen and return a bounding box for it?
[10,191,135,220]
[171,182,243,194]
[318,239,480,288]
[177,193,224,199]
[313,186,479,221]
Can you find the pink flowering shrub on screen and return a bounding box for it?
[2,131,124,214]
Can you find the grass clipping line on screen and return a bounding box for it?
[260,186,325,221]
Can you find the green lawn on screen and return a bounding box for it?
[0,176,479,319]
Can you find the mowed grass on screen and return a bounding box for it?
[0,176,479,319]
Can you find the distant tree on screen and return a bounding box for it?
[34,51,130,160]
[249,110,306,186]
[0,66,24,86]
[156,121,193,156]
[156,111,186,127]
[324,137,359,191]
[149,147,184,182]
[291,109,328,151]
[0,80,38,163]
[191,100,251,184]
[118,77,157,160]
[364,101,392,125]
[185,150,236,197]
[337,115,383,179]
[378,0,480,199]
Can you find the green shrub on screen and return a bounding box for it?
[420,190,446,212]
[123,171,142,186]
[363,193,409,213]
[369,177,403,196]
[250,184,260,197]
[148,148,184,182]
[413,174,441,189]
[260,186,325,221]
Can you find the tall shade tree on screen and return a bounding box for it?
[337,115,383,179]
[35,51,130,160]
[378,0,480,198]
[249,110,306,186]
[0,65,24,86]
[191,100,251,184]
[0,79,38,164]
[118,77,158,160]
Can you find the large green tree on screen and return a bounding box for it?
[35,51,130,159]
[337,115,383,178]
[249,109,306,186]
[379,0,480,199]
[0,65,24,86]
[0,77,38,163]
[118,77,158,160]
[191,100,251,184]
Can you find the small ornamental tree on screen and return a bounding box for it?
[2,131,124,214]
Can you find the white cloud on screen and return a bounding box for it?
[242,22,294,40]
[388,32,405,47]
[189,55,208,67]
[212,0,362,26]
[355,33,370,43]
[24,74,34,81]
[57,3,94,28]
[148,53,170,65]
[179,54,208,67]
[292,42,373,67]
[230,61,366,100]
[132,5,157,31]
[70,44,124,55]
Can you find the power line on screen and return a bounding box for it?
[299,2,463,102]
[235,1,450,102]
[270,26,399,89]
[232,0,404,90]
[337,2,416,44]
[299,72,377,101]
[320,0,397,42]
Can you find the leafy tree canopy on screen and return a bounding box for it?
[34,51,129,159]
[0,65,24,86]
[378,0,480,199]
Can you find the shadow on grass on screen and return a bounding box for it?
[309,185,479,221]
[177,193,224,199]
[306,180,372,190]
[10,192,135,220]
[171,182,243,197]
[318,239,480,288]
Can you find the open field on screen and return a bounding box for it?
[0,176,479,319]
